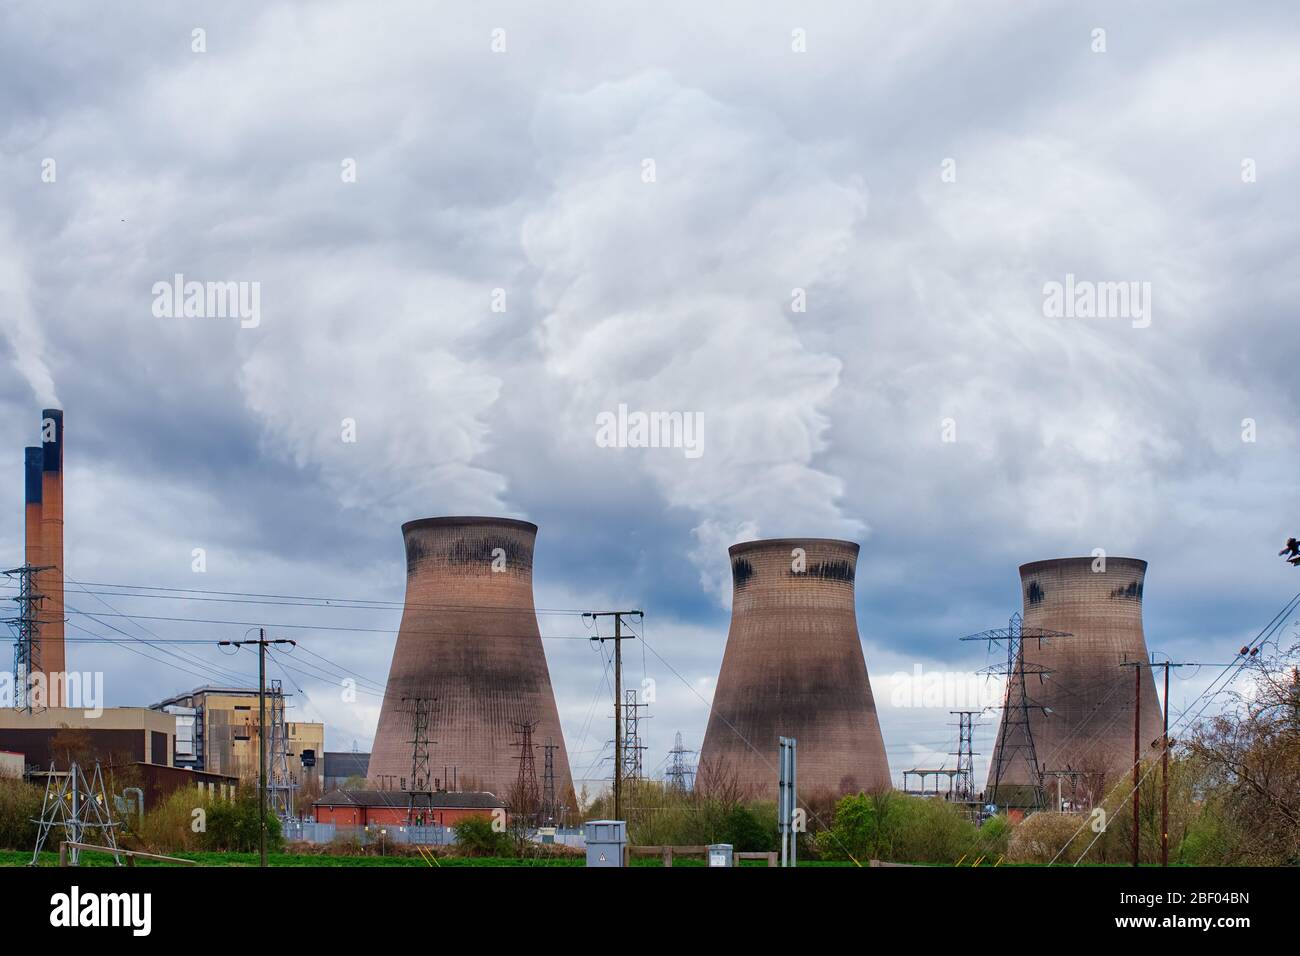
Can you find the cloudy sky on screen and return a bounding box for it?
[2,1,1298,791]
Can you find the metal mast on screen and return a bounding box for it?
[665,731,696,792]
[541,736,559,826]
[511,719,540,826]
[267,679,296,822]
[401,696,435,823]
[31,761,122,866]
[620,689,648,783]
[950,710,982,802]
[4,564,50,713]
[960,613,1070,809]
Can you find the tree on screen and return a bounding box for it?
[1184,639,1300,864]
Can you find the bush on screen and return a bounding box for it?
[453,817,512,856]
[0,778,43,850]
[132,787,212,854]
[1007,811,1093,864]
[720,804,776,852]
[204,789,281,853]
[815,792,979,863]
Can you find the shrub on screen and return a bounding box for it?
[0,778,43,850]
[1007,811,1093,864]
[204,789,282,853]
[815,792,979,863]
[720,804,776,852]
[453,817,512,856]
[132,787,213,854]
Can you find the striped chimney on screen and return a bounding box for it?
[24,447,42,570]
[40,409,65,707]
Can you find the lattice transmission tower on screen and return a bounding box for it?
[31,761,122,865]
[4,564,50,713]
[665,731,696,791]
[511,719,540,826]
[959,613,1071,809]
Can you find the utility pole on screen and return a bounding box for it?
[1132,660,1140,868]
[584,610,643,822]
[1122,657,1194,868]
[1161,660,1170,868]
[1120,657,1153,868]
[219,629,295,867]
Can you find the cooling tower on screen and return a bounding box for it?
[986,557,1164,804]
[698,538,891,800]
[368,517,575,806]
[40,410,65,706]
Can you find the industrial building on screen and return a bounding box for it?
[323,751,370,791]
[367,517,575,805]
[312,789,504,828]
[985,557,1165,806]
[152,685,323,788]
[698,537,892,800]
[0,706,175,771]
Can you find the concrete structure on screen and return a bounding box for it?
[323,751,370,791]
[986,557,1164,801]
[368,517,575,805]
[698,538,891,800]
[152,686,323,788]
[312,789,504,828]
[0,706,175,771]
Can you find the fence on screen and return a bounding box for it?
[281,821,458,846]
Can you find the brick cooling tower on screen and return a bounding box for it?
[367,517,574,806]
[986,557,1164,804]
[698,538,891,800]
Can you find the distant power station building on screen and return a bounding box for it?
[152,685,324,789]
[698,538,891,800]
[368,517,575,806]
[986,557,1164,805]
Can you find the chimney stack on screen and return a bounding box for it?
[40,409,65,707]
[24,447,42,568]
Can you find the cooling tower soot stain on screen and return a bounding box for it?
[1110,580,1143,601]
[794,559,855,584]
[732,557,755,588]
[404,534,532,575]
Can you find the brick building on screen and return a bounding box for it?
[313,789,505,828]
